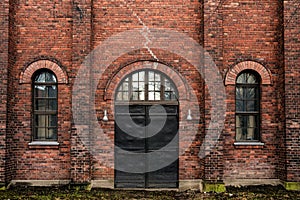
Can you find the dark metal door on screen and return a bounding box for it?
[115,105,179,188]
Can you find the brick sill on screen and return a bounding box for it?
[234,142,265,149]
[28,141,59,149]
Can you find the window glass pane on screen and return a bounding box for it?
[254,128,259,140]
[35,85,57,98]
[247,74,257,84]
[35,99,47,110]
[246,100,258,111]
[48,86,57,98]
[149,92,155,100]
[45,72,57,82]
[155,92,161,100]
[236,115,244,128]
[247,115,257,128]
[155,82,161,91]
[237,72,258,84]
[165,92,171,100]
[236,100,244,111]
[171,92,177,100]
[35,128,46,140]
[139,91,145,101]
[236,128,248,140]
[35,71,57,83]
[50,115,57,127]
[235,87,244,100]
[149,71,154,81]
[132,73,138,81]
[35,115,46,127]
[35,86,47,97]
[132,82,138,91]
[148,82,154,91]
[117,92,122,101]
[139,71,145,81]
[245,87,257,99]
[123,92,128,101]
[155,73,160,81]
[132,91,139,100]
[246,128,255,140]
[123,82,129,91]
[165,80,171,91]
[165,91,177,100]
[138,82,144,91]
[35,73,45,82]
[236,128,243,141]
[236,115,258,141]
[47,128,57,140]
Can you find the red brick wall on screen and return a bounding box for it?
[0,0,9,184]
[2,0,298,186]
[221,0,284,181]
[93,0,203,45]
[90,0,204,181]
[7,0,72,181]
[71,0,93,183]
[203,0,225,182]
[284,0,300,182]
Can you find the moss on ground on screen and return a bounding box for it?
[0,185,299,199]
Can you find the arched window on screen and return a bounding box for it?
[235,71,260,141]
[116,70,178,102]
[32,70,58,141]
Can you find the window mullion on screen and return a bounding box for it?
[145,70,149,101]
[129,76,132,101]
[161,75,165,101]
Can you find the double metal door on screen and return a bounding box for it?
[115,105,179,188]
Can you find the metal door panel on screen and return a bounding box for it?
[147,115,178,151]
[147,160,178,188]
[115,115,145,150]
[115,105,178,188]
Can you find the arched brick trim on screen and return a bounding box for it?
[20,60,68,84]
[105,61,190,101]
[225,61,272,85]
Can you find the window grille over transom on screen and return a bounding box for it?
[33,70,58,141]
[116,70,178,102]
[235,71,260,141]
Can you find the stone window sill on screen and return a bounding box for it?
[28,141,59,149]
[234,142,265,149]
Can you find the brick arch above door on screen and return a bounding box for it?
[225,61,272,85]
[20,60,68,84]
[104,61,190,101]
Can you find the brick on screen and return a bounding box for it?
[0,0,298,188]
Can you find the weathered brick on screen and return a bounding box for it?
[0,0,298,188]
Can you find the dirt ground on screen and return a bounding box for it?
[0,185,299,200]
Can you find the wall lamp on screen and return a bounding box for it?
[187,109,192,121]
[102,109,108,121]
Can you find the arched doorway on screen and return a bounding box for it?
[114,69,179,188]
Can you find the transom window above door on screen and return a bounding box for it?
[116,70,178,102]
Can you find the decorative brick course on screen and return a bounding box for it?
[225,61,272,85]
[20,60,68,84]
